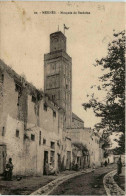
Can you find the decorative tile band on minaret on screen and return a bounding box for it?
[44,31,72,128]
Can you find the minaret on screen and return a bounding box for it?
[44,31,72,128]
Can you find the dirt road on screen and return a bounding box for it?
[51,164,116,195]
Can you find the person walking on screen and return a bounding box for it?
[117,156,122,175]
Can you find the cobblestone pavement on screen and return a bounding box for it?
[48,164,117,195]
[31,168,93,195]
[0,164,123,195]
[103,167,125,196]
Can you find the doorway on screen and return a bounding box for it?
[43,151,48,175]
[57,154,61,171]
[0,145,6,174]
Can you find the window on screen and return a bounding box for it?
[1,74,4,83]
[43,138,46,145]
[66,84,68,89]
[50,141,55,149]
[43,103,47,111]
[16,129,19,137]
[39,131,41,145]
[32,96,36,103]
[2,127,5,136]
[57,140,60,146]
[52,95,55,100]
[53,111,56,118]
[17,96,20,106]
[31,134,35,141]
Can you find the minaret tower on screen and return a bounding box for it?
[44,31,72,128]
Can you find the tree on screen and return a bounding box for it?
[82,31,125,153]
[72,142,88,156]
[113,133,125,155]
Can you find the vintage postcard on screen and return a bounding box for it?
[0,1,125,195]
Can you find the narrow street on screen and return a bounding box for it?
[0,164,117,195]
[51,164,116,195]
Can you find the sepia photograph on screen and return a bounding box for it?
[0,1,125,195]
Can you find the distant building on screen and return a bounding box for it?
[67,127,104,167]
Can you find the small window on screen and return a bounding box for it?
[2,127,5,136]
[31,134,35,141]
[43,138,46,145]
[57,140,60,146]
[66,84,68,89]
[53,111,56,118]
[32,96,36,103]
[50,141,55,149]
[17,96,20,106]
[16,129,19,137]
[1,74,4,83]
[43,103,47,111]
[39,131,41,145]
[52,95,55,100]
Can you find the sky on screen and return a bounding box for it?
[0,1,125,128]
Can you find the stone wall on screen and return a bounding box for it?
[0,60,69,175]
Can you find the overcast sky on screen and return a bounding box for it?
[0,2,125,128]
